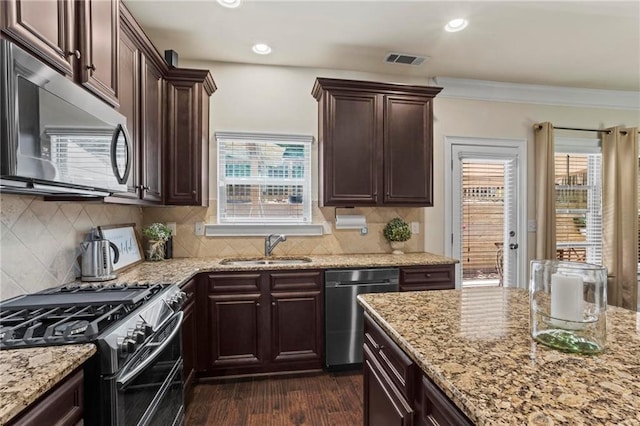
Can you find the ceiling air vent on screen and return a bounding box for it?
[384,52,428,66]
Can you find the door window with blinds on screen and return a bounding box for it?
[554,138,602,264]
[216,132,312,224]
[459,160,516,285]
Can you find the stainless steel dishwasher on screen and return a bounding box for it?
[324,268,399,369]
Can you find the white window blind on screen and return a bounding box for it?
[216,132,312,224]
[460,160,505,280]
[554,138,602,265]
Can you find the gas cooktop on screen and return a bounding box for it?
[0,283,178,349]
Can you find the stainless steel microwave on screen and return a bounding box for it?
[0,40,131,197]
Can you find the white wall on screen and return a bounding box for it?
[183,59,640,260]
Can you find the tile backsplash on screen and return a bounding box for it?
[0,194,422,300]
[143,201,424,258]
[0,194,142,300]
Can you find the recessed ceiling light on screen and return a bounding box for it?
[252,43,272,55]
[217,0,241,9]
[445,18,468,32]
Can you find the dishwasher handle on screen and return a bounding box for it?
[325,280,398,288]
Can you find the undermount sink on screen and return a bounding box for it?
[220,257,313,266]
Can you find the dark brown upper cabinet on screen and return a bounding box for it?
[111,5,166,204]
[312,78,442,207]
[1,0,120,107]
[165,68,216,206]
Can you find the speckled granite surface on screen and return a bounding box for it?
[0,344,96,425]
[358,288,640,425]
[82,252,458,287]
[0,252,455,423]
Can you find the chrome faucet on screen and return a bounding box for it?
[265,234,286,257]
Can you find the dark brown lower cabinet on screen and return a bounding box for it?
[364,345,414,426]
[199,270,323,377]
[180,277,197,406]
[8,367,84,426]
[363,313,473,426]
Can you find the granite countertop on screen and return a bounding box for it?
[0,344,96,425]
[0,252,455,424]
[358,287,640,425]
[96,252,459,287]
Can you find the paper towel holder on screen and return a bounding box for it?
[334,208,368,234]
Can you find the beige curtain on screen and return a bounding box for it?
[602,127,639,310]
[534,122,557,259]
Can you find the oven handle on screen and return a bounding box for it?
[116,311,183,388]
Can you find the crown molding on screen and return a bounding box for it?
[431,77,640,111]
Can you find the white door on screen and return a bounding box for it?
[445,137,527,288]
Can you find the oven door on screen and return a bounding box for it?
[114,311,184,426]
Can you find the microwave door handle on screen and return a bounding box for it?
[110,124,132,185]
[116,311,183,389]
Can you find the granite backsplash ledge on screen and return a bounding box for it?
[142,201,426,258]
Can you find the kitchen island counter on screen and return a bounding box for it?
[0,344,96,425]
[358,287,640,425]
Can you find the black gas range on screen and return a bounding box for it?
[0,282,187,426]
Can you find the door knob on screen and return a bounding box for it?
[87,64,96,71]
[67,50,81,59]
[509,243,519,250]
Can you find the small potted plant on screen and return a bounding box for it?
[142,223,172,261]
[383,217,412,255]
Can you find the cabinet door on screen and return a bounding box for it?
[322,91,381,206]
[0,0,75,77]
[115,26,140,200]
[140,56,163,203]
[383,95,434,206]
[364,345,414,426]
[270,290,322,369]
[206,293,266,372]
[77,0,119,106]
[165,79,202,205]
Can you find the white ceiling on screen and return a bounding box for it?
[125,0,640,91]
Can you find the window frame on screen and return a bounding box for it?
[215,131,313,225]
[554,137,602,265]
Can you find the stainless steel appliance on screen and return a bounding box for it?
[0,282,187,426]
[324,268,399,368]
[0,40,131,197]
[81,229,120,282]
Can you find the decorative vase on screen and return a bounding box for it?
[389,241,405,255]
[146,240,166,261]
[530,260,607,354]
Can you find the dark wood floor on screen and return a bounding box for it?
[185,371,363,426]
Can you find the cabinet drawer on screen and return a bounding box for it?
[400,265,454,291]
[180,277,196,303]
[364,313,414,400]
[269,270,322,291]
[207,273,261,293]
[419,374,473,426]
[10,367,84,426]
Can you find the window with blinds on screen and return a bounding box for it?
[554,138,602,265]
[216,132,312,224]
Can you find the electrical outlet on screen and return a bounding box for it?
[166,222,177,236]
[411,222,420,234]
[195,222,205,236]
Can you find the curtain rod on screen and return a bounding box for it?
[535,125,639,135]
[534,125,610,134]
